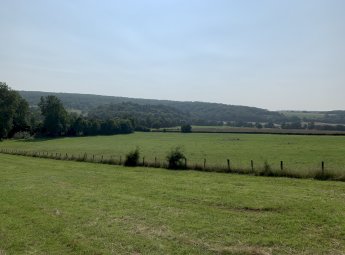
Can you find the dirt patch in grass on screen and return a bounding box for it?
[213,204,281,213]
[211,245,273,255]
[237,206,280,213]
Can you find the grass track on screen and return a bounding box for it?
[1,154,345,254]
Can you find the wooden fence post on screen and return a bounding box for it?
[322,161,324,174]
[204,158,206,169]
[155,157,157,167]
[251,160,254,172]
[280,161,284,171]
[142,157,145,166]
[227,159,230,171]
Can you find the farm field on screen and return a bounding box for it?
[153,126,345,135]
[279,111,326,119]
[1,132,345,174]
[1,154,345,254]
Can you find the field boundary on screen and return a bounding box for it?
[1,148,344,182]
[151,129,345,136]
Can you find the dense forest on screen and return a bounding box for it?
[0,83,134,139]
[88,103,190,129]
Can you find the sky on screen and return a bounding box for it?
[0,0,344,111]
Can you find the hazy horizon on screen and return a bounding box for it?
[1,0,344,111]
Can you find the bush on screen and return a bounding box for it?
[134,126,150,132]
[260,160,275,176]
[12,131,32,140]
[124,148,140,166]
[166,146,186,169]
[181,124,192,133]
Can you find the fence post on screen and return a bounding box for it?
[204,158,206,169]
[142,157,145,166]
[101,155,103,162]
[184,158,187,169]
[227,159,230,171]
[155,157,157,167]
[322,161,324,174]
[280,161,284,171]
[251,160,254,172]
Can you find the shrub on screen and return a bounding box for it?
[12,131,31,140]
[181,124,192,133]
[124,148,140,166]
[166,146,186,169]
[260,160,275,176]
[134,126,150,132]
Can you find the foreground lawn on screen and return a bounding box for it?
[0,154,345,254]
[1,132,345,172]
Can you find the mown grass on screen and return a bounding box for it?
[1,154,345,254]
[1,132,345,174]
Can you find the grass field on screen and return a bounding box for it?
[1,154,345,254]
[279,111,326,119]
[1,132,345,175]
[153,125,345,135]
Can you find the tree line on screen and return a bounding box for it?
[87,102,190,129]
[2,82,345,138]
[0,82,134,139]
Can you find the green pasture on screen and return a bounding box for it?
[279,111,326,119]
[1,154,345,254]
[1,132,345,173]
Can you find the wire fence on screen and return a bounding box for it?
[0,148,344,182]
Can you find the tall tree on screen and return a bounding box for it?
[10,98,30,136]
[39,96,68,136]
[0,82,29,138]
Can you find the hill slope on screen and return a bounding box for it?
[19,91,284,123]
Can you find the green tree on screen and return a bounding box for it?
[181,124,192,133]
[39,96,68,136]
[0,82,29,138]
[255,122,263,129]
[11,98,30,136]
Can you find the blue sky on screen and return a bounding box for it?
[0,0,344,110]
